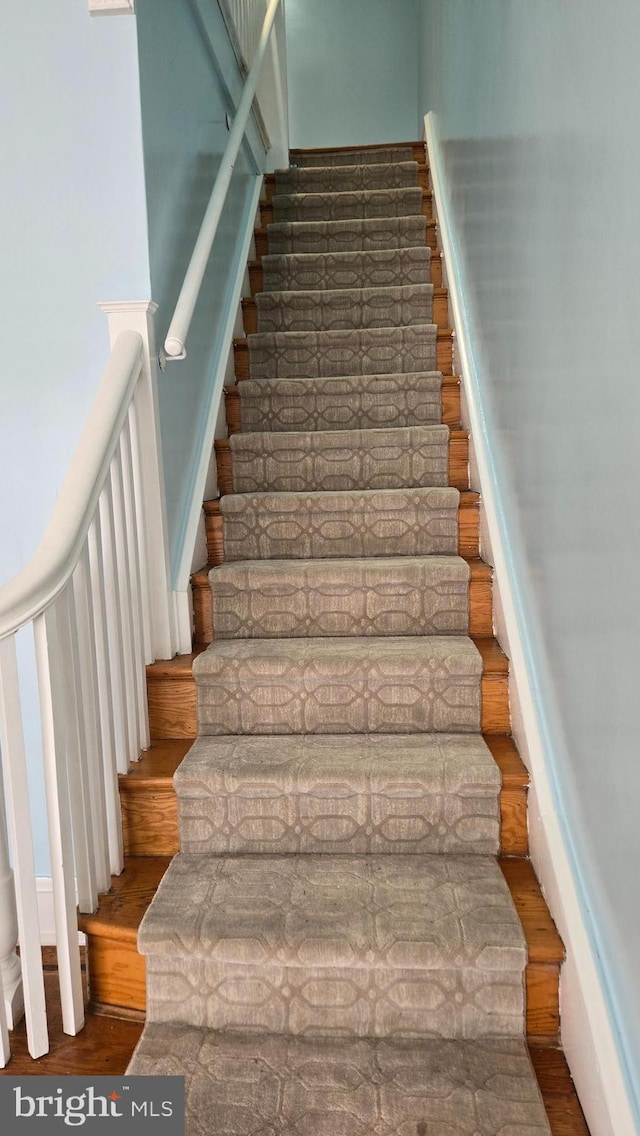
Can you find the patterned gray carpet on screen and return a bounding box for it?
[129,142,551,1134]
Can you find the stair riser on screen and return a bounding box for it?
[225,379,461,436]
[147,671,507,741]
[234,333,453,378]
[215,433,468,494]
[264,164,431,201]
[251,252,444,289]
[145,956,524,1040]
[243,291,449,333]
[192,566,492,645]
[289,143,426,166]
[261,191,432,227]
[203,496,480,565]
[253,220,439,258]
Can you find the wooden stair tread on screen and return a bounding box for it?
[485,734,529,789]
[146,652,201,680]
[78,857,171,943]
[120,740,191,787]
[501,858,564,965]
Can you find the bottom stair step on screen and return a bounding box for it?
[128,1027,552,1135]
[138,853,526,1039]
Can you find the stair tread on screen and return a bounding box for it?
[274,160,421,194]
[260,246,431,292]
[193,553,491,586]
[266,215,428,256]
[139,850,526,968]
[176,732,500,857]
[121,740,192,787]
[79,855,560,965]
[226,424,452,494]
[127,1027,552,1135]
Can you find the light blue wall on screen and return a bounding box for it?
[285,0,420,147]
[0,1,150,875]
[420,0,640,1114]
[135,0,263,581]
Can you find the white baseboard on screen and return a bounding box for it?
[36,879,85,947]
[424,111,638,1136]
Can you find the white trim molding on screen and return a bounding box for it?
[423,111,637,1136]
[88,0,135,16]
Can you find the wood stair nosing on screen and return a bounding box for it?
[249,250,444,290]
[241,287,449,334]
[233,329,453,380]
[253,218,439,259]
[263,163,431,203]
[213,429,470,495]
[224,374,461,433]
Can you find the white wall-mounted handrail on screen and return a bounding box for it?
[0,332,143,640]
[164,0,281,361]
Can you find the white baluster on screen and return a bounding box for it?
[54,588,98,915]
[128,395,153,666]
[0,968,9,1067]
[87,516,124,876]
[99,483,132,775]
[110,452,142,758]
[0,635,48,1058]
[72,549,111,895]
[0,766,23,1032]
[119,426,150,750]
[34,609,84,1036]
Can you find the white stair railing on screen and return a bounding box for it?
[0,330,168,1063]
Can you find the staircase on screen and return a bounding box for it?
[79,142,578,1132]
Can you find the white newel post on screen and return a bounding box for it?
[98,302,177,660]
[0,766,24,1031]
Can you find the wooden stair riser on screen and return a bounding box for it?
[224,375,461,434]
[234,331,453,380]
[263,164,431,203]
[213,432,469,495]
[146,637,509,741]
[191,557,493,649]
[250,252,443,292]
[203,493,480,567]
[241,289,449,335]
[253,219,438,259]
[260,191,432,228]
[81,855,558,1039]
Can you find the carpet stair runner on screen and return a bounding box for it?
[128,142,554,1134]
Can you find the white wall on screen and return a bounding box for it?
[0,0,150,874]
[420,0,640,1124]
[285,0,420,147]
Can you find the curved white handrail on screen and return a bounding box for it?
[164,0,282,360]
[0,331,143,640]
